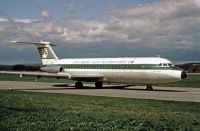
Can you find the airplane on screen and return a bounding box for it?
[4,40,187,91]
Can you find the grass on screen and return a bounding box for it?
[0,73,200,87]
[0,90,200,130]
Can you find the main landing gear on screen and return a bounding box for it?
[146,84,153,91]
[75,81,103,88]
[75,81,83,88]
[95,81,103,88]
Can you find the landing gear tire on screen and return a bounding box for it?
[75,81,83,88]
[95,81,103,88]
[146,84,153,91]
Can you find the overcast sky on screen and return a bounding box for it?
[0,0,200,64]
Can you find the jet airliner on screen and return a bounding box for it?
[7,41,187,90]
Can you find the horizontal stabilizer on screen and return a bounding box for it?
[10,40,56,46]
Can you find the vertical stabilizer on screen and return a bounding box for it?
[11,40,59,65]
[36,41,58,65]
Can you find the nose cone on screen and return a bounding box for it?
[181,71,187,79]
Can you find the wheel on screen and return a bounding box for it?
[75,81,83,88]
[95,81,103,88]
[146,84,153,91]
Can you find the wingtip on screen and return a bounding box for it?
[10,40,18,43]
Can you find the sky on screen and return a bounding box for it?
[0,0,200,64]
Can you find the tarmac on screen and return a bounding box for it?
[0,81,200,102]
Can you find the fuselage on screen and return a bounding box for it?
[41,57,186,84]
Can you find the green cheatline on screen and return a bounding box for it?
[50,64,177,70]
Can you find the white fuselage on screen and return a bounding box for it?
[45,57,184,84]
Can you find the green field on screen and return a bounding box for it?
[0,90,200,130]
[0,73,200,87]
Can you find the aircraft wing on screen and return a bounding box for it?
[0,71,104,81]
[0,71,70,79]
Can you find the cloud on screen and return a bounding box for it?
[58,0,200,49]
[40,10,50,19]
[1,0,200,63]
[14,18,37,23]
[106,0,200,49]
[0,18,9,22]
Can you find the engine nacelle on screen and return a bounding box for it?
[40,65,64,73]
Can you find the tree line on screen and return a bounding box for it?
[177,63,200,73]
[0,64,41,71]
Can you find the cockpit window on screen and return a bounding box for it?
[157,63,174,67]
[163,63,168,67]
[157,63,162,67]
[168,63,174,67]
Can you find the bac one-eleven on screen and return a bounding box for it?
[7,41,187,91]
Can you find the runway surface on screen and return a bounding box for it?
[0,81,200,102]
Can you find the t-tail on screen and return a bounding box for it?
[11,40,58,65]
